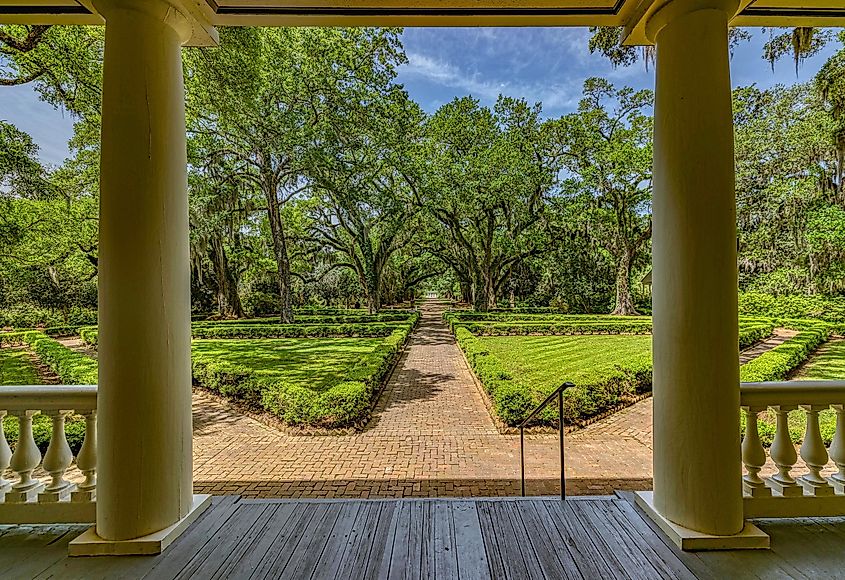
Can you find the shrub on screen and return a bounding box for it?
[15,332,98,384]
[739,292,845,324]
[740,325,830,382]
[79,326,98,347]
[0,305,96,329]
[194,317,418,429]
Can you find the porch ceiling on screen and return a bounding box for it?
[0,0,844,31]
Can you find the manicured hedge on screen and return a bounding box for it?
[192,315,418,429]
[193,312,414,326]
[80,314,420,346]
[192,323,400,340]
[79,326,98,347]
[22,332,98,384]
[739,323,776,350]
[740,325,830,383]
[0,305,96,329]
[454,327,652,427]
[739,292,845,324]
[458,321,653,336]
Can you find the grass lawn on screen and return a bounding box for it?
[479,334,652,393]
[0,347,38,385]
[793,339,845,381]
[191,337,382,393]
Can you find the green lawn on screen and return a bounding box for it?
[191,337,381,392]
[479,334,652,392]
[0,347,38,385]
[793,339,845,380]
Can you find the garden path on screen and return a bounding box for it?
[53,306,811,498]
[190,301,653,498]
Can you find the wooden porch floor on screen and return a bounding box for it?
[2,494,845,579]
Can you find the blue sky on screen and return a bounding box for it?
[0,27,839,167]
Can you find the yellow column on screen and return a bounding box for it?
[93,0,193,541]
[649,0,743,536]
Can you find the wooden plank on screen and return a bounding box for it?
[332,502,377,580]
[17,527,144,580]
[450,501,490,580]
[539,500,615,579]
[615,492,717,580]
[362,501,398,579]
[516,501,580,580]
[475,501,514,580]
[283,502,345,578]
[192,504,280,580]
[144,495,242,580]
[572,501,664,580]
[432,501,459,580]
[174,503,269,580]
[309,502,363,580]
[496,501,548,580]
[210,503,296,580]
[405,500,426,580]
[246,503,314,579]
[384,500,415,580]
[610,498,697,580]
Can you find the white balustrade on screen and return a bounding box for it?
[741,381,845,518]
[0,386,97,523]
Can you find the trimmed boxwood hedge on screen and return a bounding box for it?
[192,323,400,340]
[22,332,98,384]
[740,324,830,383]
[454,327,652,427]
[192,316,418,429]
[458,321,653,336]
[80,314,420,346]
[192,312,414,326]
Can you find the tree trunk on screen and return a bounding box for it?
[209,235,244,318]
[611,248,640,316]
[265,192,294,324]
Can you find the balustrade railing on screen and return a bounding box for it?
[0,385,97,523]
[741,381,845,518]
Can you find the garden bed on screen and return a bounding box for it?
[448,310,838,430]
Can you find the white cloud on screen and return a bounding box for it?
[401,50,583,114]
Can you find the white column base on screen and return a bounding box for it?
[634,492,769,551]
[68,494,211,557]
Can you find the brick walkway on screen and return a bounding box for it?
[58,304,811,499]
[192,302,653,498]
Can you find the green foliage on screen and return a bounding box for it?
[738,292,845,323]
[0,347,37,384]
[446,310,773,349]
[455,327,653,427]
[192,315,418,428]
[0,329,98,382]
[0,305,96,328]
[192,323,399,340]
[740,326,830,382]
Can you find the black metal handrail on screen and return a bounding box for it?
[519,381,574,501]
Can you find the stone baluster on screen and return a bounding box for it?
[0,411,12,494]
[829,404,845,494]
[39,410,76,502]
[798,405,834,495]
[7,410,45,502]
[767,405,802,497]
[72,410,97,502]
[741,406,771,497]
